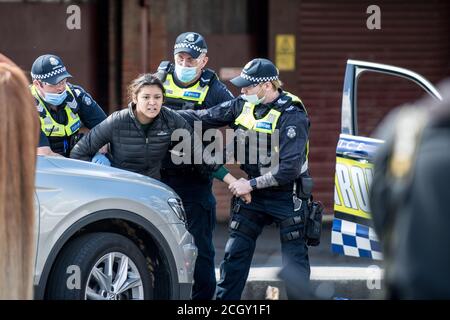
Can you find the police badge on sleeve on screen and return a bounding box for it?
[286,126,297,139]
[83,95,92,106]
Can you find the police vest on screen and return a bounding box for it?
[234,92,310,174]
[163,73,211,110]
[157,61,216,110]
[31,85,82,138]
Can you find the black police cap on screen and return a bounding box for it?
[231,58,279,88]
[173,32,208,59]
[31,54,72,85]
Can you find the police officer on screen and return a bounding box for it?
[31,54,107,159]
[156,32,234,300]
[179,58,312,300]
[370,83,450,299]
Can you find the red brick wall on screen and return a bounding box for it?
[148,0,169,72]
[121,1,143,107]
[0,2,99,98]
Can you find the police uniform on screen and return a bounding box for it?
[157,32,234,300]
[179,58,312,300]
[31,54,107,157]
[370,91,450,299]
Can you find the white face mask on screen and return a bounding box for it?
[241,86,265,105]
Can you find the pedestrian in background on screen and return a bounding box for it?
[370,82,450,299]
[0,54,39,299]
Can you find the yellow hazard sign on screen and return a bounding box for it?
[275,34,295,71]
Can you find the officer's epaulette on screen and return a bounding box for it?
[293,99,307,111]
[280,96,307,115]
[68,83,82,97]
[199,68,217,87]
[156,61,174,82]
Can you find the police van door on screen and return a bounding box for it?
[331,59,442,260]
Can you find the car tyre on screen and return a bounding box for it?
[46,232,153,300]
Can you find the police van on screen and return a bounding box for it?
[331,60,442,260]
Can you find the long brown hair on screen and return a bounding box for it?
[0,61,39,299]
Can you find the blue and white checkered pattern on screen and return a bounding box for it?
[174,43,207,54]
[331,218,383,260]
[240,72,279,83]
[31,67,67,80]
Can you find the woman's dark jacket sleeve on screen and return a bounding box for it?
[70,113,115,161]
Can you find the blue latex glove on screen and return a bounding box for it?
[91,152,111,166]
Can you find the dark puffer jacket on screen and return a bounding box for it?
[70,103,216,180]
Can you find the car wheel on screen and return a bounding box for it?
[46,232,153,300]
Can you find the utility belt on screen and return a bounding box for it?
[292,176,324,247]
[295,176,314,199]
[229,192,324,247]
[242,175,324,246]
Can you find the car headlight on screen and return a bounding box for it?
[168,197,186,222]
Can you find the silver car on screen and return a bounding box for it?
[33,156,197,300]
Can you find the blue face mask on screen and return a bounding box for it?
[174,64,198,83]
[43,90,67,106]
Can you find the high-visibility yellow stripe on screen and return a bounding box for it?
[163,74,209,103]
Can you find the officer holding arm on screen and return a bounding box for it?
[30,54,107,160]
[179,58,312,300]
[156,32,234,300]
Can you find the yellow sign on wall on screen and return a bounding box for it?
[275,34,296,71]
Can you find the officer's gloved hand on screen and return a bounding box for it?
[92,152,111,166]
